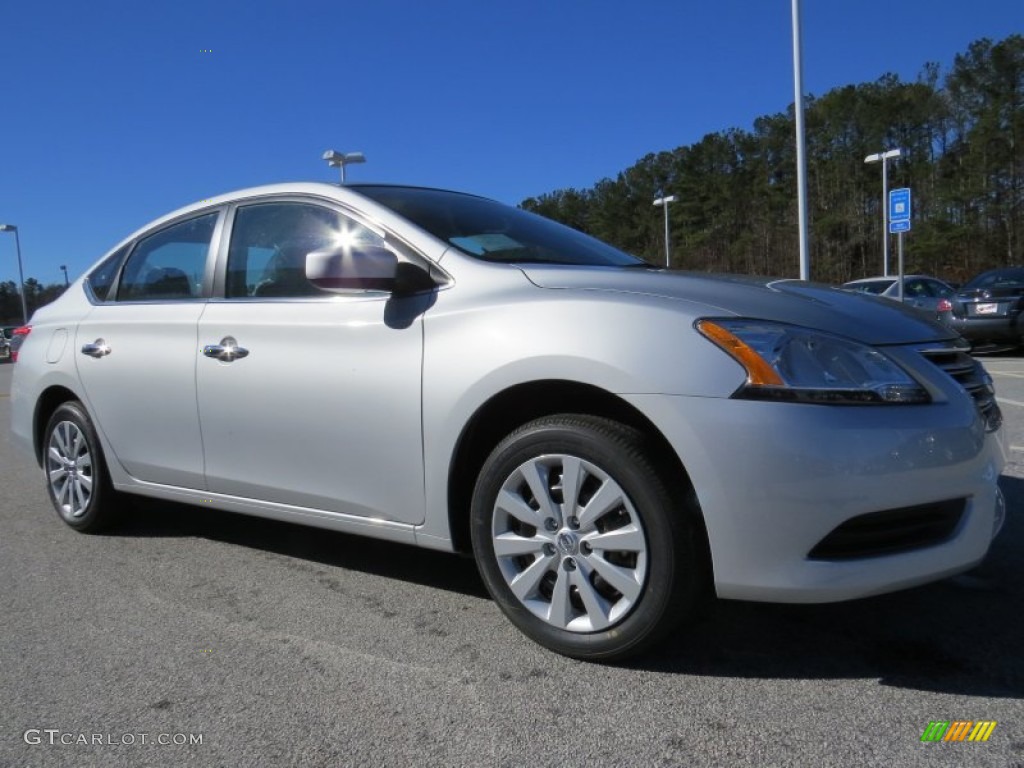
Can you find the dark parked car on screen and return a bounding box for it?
[946,267,1024,351]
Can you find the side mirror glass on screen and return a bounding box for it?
[306,245,398,292]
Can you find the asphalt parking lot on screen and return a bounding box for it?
[1,359,1022,768]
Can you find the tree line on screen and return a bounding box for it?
[5,35,1019,322]
[521,35,1023,285]
[0,280,66,325]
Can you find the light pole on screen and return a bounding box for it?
[791,0,810,280]
[864,148,902,276]
[653,194,677,268]
[322,150,366,183]
[60,265,69,287]
[0,224,28,324]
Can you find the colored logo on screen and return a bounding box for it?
[921,721,997,742]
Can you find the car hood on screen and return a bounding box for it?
[519,266,958,346]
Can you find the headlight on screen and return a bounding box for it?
[696,319,930,405]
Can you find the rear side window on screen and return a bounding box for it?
[86,245,130,302]
[904,279,931,298]
[117,213,217,302]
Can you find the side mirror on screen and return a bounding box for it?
[305,244,398,292]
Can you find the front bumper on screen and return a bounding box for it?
[625,391,1006,603]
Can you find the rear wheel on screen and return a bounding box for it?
[44,401,119,533]
[470,415,706,661]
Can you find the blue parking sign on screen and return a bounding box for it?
[889,188,911,232]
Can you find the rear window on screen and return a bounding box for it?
[962,269,1024,291]
[843,280,893,295]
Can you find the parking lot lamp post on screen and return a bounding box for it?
[0,224,28,324]
[652,195,677,268]
[60,265,69,287]
[791,0,810,280]
[322,150,366,184]
[864,148,902,276]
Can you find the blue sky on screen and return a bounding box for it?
[1,0,1022,285]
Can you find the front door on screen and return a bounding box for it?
[195,201,426,524]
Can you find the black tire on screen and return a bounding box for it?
[43,401,119,533]
[470,415,706,661]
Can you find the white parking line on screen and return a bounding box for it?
[1011,445,1024,452]
[997,397,1024,408]
[988,371,1024,378]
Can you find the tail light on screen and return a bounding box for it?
[937,299,953,312]
[10,324,31,363]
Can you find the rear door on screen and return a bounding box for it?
[75,211,220,488]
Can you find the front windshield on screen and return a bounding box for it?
[353,185,646,267]
[962,268,1024,291]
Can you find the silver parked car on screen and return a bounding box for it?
[11,182,1007,661]
[841,275,956,315]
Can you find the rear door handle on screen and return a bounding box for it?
[81,339,111,358]
[202,336,249,362]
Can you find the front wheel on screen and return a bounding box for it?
[470,415,706,661]
[43,401,119,533]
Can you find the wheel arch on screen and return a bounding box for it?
[33,385,81,466]
[446,379,711,567]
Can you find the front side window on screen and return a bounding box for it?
[226,202,386,298]
[117,214,217,301]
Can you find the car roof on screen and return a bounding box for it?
[92,181,489,270]
[166,181,487,220]
[843,275,936,284]
[968,266,1024,278]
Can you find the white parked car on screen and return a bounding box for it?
[11,182,1007,660]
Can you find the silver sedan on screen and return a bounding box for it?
[841,274,957,314]
[10,182,1007,661]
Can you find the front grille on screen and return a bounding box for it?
[919,346,1001,431]
[808,499,966,560]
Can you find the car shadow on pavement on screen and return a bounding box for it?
[110,497,490,601]
[635,474,1024,698]
[110,477,1022,696]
